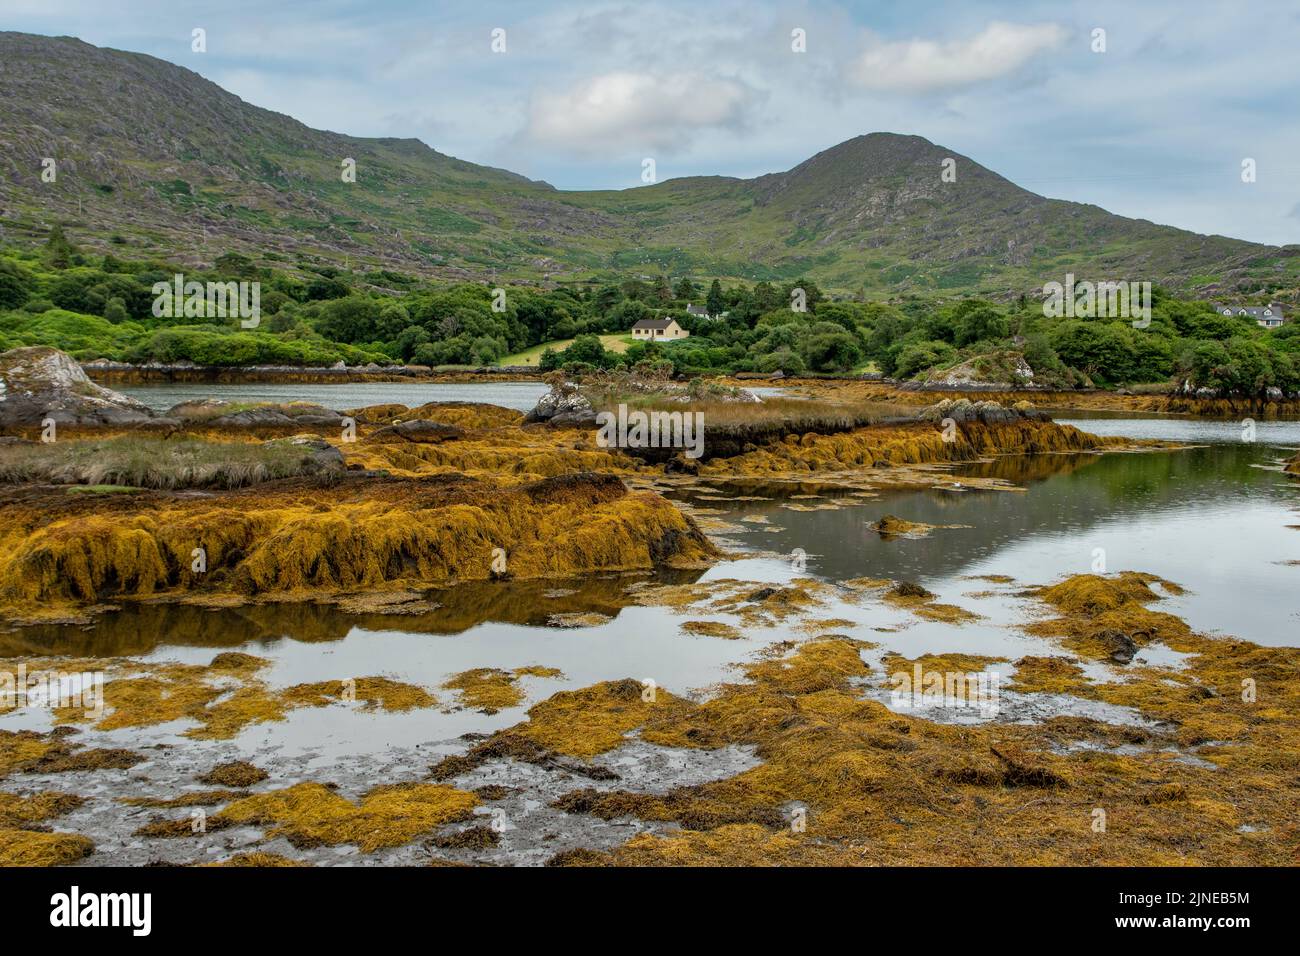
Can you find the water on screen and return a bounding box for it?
[115,380,552,413]
[114,379,780,413]
[113,381,789,413]
[5,396,1299,756]
[695,439,1300,648]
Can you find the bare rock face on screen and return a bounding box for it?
[525,381,597,427]
[0,346,154,426]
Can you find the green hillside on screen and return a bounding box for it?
[2,32,1294,299]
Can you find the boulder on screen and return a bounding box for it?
[167,399,344,428]
[0,346,154,427]
[916,397,1048,426]
[525,381,597,426]
[1093,628,1138,665]
[264,434,346,473]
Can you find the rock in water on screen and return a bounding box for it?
[524,381,597,427]
[0,346,154,426]
[916,397,1048,426]
[1093,628,1139,665]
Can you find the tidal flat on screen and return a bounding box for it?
[2,375,1298,867]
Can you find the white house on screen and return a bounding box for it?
[686,303,727,321]
[1214,303,1287,329]
[631,317,689,340]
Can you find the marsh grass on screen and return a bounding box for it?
[0,436,326,489]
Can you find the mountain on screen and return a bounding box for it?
[0,31,1290,296]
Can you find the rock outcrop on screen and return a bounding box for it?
[166,399,344,428]
[915,397,1049,426]
[525,381,597,427]
[919,353,1036,391]
[0,347,154,427]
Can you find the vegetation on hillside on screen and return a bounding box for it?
[2,35,1292,295]
[3,235,1298,395]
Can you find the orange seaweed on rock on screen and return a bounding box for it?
[698,418,1132,478]
[1026,572,1191,660]
[516,678,698,758]
[481,594,1300,866]
[764,379,1300,420]
[0,829,94,866]
[0,472,717,623]
[441,666,564,713]
[0,790,84,827]
[214,781,478,852]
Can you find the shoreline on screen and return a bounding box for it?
[80,363,1300,418]
[82,362,546,385]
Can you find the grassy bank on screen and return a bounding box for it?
[0,436,334,489]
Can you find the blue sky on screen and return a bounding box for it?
[4,0,1298,245]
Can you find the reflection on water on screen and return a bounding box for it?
[710,440,1300,646]
[0,570,708,659]
[1056,412,1300,445]
[4,416,1299,748]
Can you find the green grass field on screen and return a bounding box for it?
[498,334,634,366]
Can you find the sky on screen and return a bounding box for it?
[3,0,1298,246]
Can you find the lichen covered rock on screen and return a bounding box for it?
[0,347,153,427]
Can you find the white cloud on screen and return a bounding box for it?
[849,21,1066,93]
[523,71,761,154]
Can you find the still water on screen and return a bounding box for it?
[116,380,552,412]
[114,381,788,413]
[5,398,1299,754]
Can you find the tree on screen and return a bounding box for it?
[214,252,257,279]
[594,284,623,315]
[706,279,725,318]
[314,296,383,343]
[0,260,34,309]
[610,299,651,330]
[45,224,76,269]
[894,340,957,379]
[304,275,351,301]
[802,323,863,372]
[953,301,1009,347]
[103,297,130,324]
[674,277,698,301]
[563,333,611,368]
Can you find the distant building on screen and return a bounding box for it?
[685,303,727,321]
[631,317,689,341]
[1213,302,1287,329]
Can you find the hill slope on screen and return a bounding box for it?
[0,31,1287,294]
